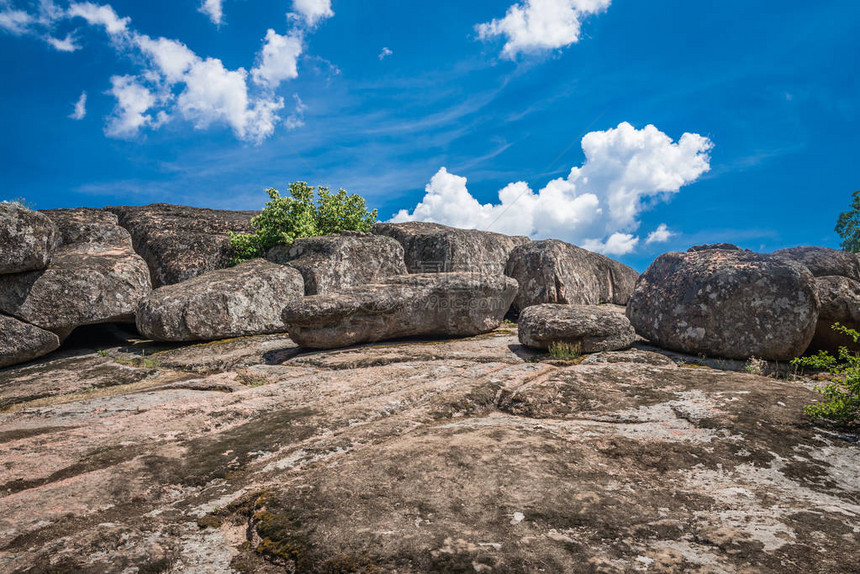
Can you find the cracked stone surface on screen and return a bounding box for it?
[0,326,857,573]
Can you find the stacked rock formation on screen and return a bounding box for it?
[0,204,152,366]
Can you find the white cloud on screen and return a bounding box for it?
[134,34,198,83]
[393,122,712,256]
[0,8,33,35]
[3,0,311,142]
[177,57,285,142]
[106,75,156,138]
[646,223,673,244]
[379,47,393,60]
[251,29,303,88]
[199,0,223,26]
[284,93,307,130]
[67,2,129,36]
[477,0,611,59]
[291,0,333,27]
[46,33,80,51]
[70,91,87,119]
[583,233,639,256]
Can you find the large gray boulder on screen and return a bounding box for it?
[372,222,528,275]
[0,211,151,339]
[774,246,860,281]
[0,314,60,368]
[0,202,57,274]
[808,275,860,354]
[43,208,133,247]
[106,204,256,287]
[0,242,152,339]
[518,304,637,352]
[267,232,406,295]
[505,239,638,314]
[137,259,304,342]
[627,250,820,361]
[282,273,519,349]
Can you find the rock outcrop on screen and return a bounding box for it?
[106,204,256,287]
[0,202,57,274]
[688,243,742,252]
[267,232,407,295]
[518,304,637,352]
[43,208,133,247]
[0,327,856,573]
[774,246,860,281]
[505,239,639,314]
[809,275,860,353]
[0,314,60,368]
[282,273,518,348]
[372,221,528,275]
[627,250,820,360]
[0,211,151,340]
[137,259,304,342]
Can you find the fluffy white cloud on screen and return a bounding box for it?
[0,8,33,34]
[135,34,198,83]
[46,33,80,51]
[477,0,611,59]
[393,122,712,256]
[583,233,639,256]
[379,47,393,60]
[199,0,223,25]
[106,75,156,138]
[291,0,333,27]
[646,223,673,244]
[177,57,285,141]
[70,91,87,119]
[4,0,315,142]
[251,29,303,88]
[67,2,129,36]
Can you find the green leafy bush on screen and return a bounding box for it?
[230,182,378,264]
[793,323,860,427]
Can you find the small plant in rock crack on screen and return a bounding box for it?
[229,182,378,264]
[744,356,767,376]
[793,323,860,428]
[547,341,582,361]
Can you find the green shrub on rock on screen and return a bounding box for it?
[229,183,378,264]
[794,323,860,427]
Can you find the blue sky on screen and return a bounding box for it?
[0,0,857,270]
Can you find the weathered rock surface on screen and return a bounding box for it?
[774,246,860,281]
[106,204,256,287]
[518,304,638,352]
[137,259,304,342]
[42,208,132,248]
[627,250,820,360]
[267,232,407,295]
[372,221,529,275]
[809,275,860,353]
[505,239,639,313]
[0,242,152,339]
[0,202,56,274]
[282,273,518,348]
[688,243,742,252]
[0,329,857,573]
[0,314,60,368]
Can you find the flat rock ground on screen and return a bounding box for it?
[0,325,858,573]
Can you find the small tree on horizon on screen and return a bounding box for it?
[835,190,860,253]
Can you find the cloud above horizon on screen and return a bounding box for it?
[0,1,323,142]
[477,0,611,59]
[199,0,224,26]
[392,122,712,256]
